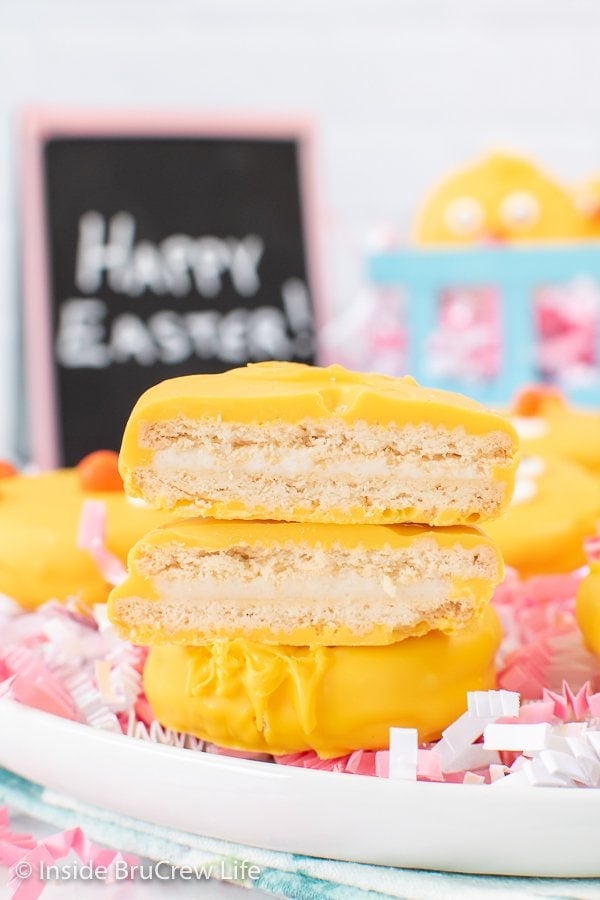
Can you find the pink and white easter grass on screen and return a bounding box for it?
[0,806,138,900]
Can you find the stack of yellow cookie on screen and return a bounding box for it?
[108,362,518,758]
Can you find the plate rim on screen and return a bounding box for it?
[4,697,600,878]
[2,696,600,804]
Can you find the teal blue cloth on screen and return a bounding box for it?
[1,766,599,899]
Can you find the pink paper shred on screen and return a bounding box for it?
[0,808,138,900]
[76,500,127,586]
[492,568,599,698]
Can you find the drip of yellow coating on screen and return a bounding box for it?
[0,469,167,609]
[144,606,502,758]
[237,644,328,734]
[576,563,600,659]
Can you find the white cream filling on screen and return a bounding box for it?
[152,448,483,480]
[152,574,460,609]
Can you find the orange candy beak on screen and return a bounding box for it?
[512,384,565,417]
[77,450,123,492]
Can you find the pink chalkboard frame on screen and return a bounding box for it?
[21,108,326,469]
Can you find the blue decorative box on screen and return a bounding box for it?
[368,245,600,406]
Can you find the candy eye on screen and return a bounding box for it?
[443,197,485,237]
[500,191,540,230]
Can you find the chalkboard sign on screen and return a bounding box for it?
[22,111,322,467]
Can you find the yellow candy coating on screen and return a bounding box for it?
[143,607,502,758]
[121,362,517,435]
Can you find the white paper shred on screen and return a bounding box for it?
[439,745,501,775]
[467,689,520,718]
[126,710,205,751]
[388,728,418,780]
[483,722,551,752]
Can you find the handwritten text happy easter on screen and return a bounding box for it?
[55,212,314,369]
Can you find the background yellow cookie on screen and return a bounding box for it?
[486,454,600,576]
[0,469,167,609]
[510,389,600,477]
[576,562,600,659]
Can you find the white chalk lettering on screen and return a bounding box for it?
[282,277,313,332]
[118,240,172,297]
[75,212,135,294]
[55,298,110,368]
[218,309,249,363]
[184,311,221,358]
[227,234,264,295]
[189,237,231,297]
[55,299,309,368]
[160,235,195,296]
[75,212,264,299]
[247,306,293,359]
[110,314,158,365]
[148,310,191,364]
[281,277,314,356]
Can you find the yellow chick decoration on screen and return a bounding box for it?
[413,152,586,245]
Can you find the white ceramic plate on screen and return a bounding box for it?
[1,698,599,878]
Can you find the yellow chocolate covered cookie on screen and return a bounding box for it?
[108,518,503,646]
[119,362,518,526]
[576,562,600,659]
[486,455,600,576]
[0,469,167,609]
[143,606,502,757]
[510,388,600,477]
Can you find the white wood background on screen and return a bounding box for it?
[2,0,600,459]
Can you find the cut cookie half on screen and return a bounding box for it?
[119,362,519,526]
[108,519,504,646]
